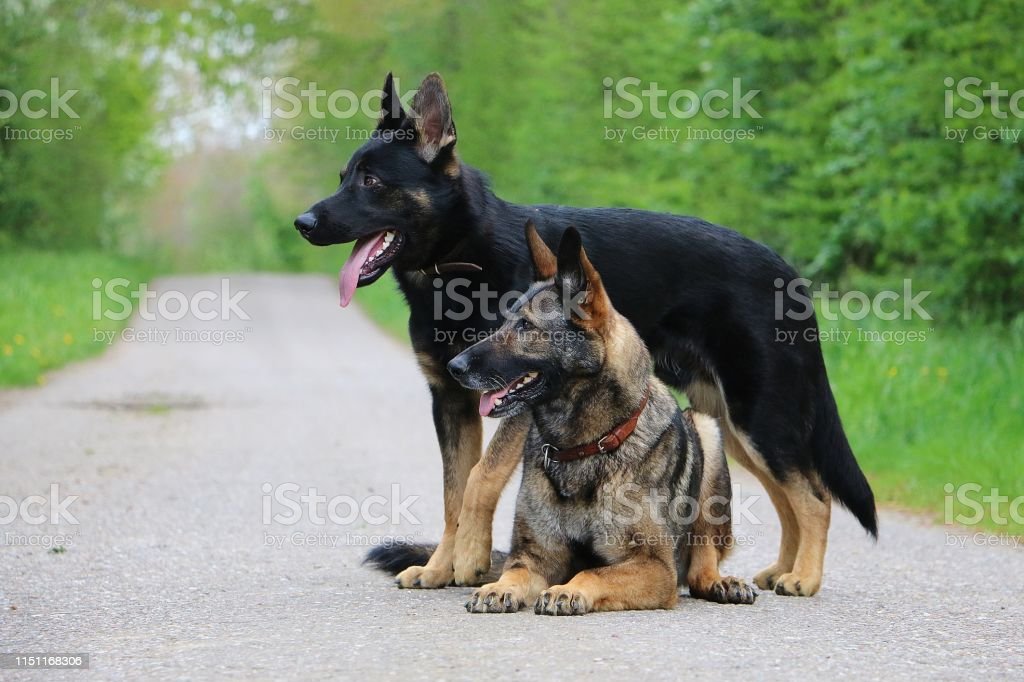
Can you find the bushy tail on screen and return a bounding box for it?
[363,541,508,581]
[813,377,879,538]
[364,542,437,574]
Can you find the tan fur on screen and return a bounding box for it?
[414,351,446,388]
[452,413,530,585]
[397,389,482,589]
[465,237,756,614]
[539,555,678,615]
[687,378,828,597]
[525,222,557,279]
[575,248,611,328]
[408,189,432,212]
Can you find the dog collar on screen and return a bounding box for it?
[542,386,650,464]
[418,262,483,275]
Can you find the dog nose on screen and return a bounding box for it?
[447,354,470,379]
[294,212,317,235]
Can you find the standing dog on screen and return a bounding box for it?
[454,226,756,614]
[302,72,877,597]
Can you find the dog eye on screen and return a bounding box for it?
[362,174,380,188]
[517,317,534,332]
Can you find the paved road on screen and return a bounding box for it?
[1,275,1020,681]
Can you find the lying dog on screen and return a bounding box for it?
[447,225,755,614]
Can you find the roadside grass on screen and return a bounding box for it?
[0,251,153,387]
[355,275,410,340]
[822,317,1023,536]
[355,280,1024,535]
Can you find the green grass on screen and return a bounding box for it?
[355,275,410,340]
[0,250,153,387]
[822,317,1023,535]
[355,279,1024,534]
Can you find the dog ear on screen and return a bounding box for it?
[377,72,407,132]
[410,72,456,163]
[556,227,610,328]
[525,221,557,280]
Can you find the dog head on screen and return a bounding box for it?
[447,223,616,418]
[295,72,463,306]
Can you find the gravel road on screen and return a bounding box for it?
[1,274,1020,680]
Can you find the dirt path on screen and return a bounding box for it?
[0,274,1019,680]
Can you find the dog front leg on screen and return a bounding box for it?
[452,412,529,585]
[535,554,678,615]
[396,380,481,589]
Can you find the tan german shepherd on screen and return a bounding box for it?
[440,225,756,614]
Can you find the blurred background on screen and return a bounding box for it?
[0,0,1021,528]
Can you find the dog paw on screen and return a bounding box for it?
[452,540,492,587]
[773,572,820,597]
[465,582,526,613]
[753,563,787,591]
[534,587,592,616]
[395,564,452,589]
[695,576,757,605]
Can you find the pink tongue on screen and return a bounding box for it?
[479,384,514,417]
[338,233,385,307]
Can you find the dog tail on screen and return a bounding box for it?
[363,542,437,574]
[363,541,509,580]
[813,375,879,538]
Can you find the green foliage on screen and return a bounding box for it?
[0,0,309,251]
[285,0,1023,323]
[823,314,1024,534]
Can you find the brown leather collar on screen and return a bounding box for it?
[418,261,483,275]
[542,386,650,463]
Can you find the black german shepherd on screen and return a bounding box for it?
[297,72,877,597]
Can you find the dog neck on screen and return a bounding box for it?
[532,319,652,454]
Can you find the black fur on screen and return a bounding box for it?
[364,542,507,578]
[297,73,877,540]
